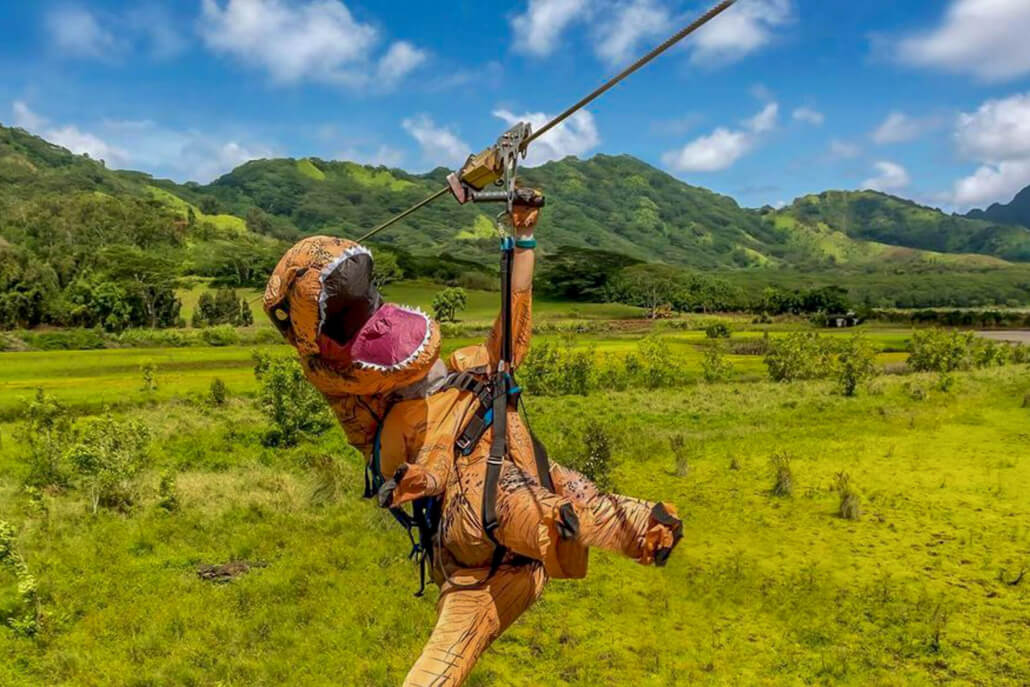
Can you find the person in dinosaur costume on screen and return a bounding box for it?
[263,195,683,686]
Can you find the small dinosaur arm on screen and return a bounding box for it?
[264,232,683,686]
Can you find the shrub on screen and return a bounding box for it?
[835,471,861,520]
[254,355,332,447]
[908,329,976,373]
[200,325,239,347]
[836,335,878,396]
[636,335,679,389]
[704,322,731,339]
[770,452,794,497]
[209,377,229,406]
[520,337,595,396]
[157,470,180,513]
[568,420,615,492]
[192,288,253,327]
[431,287,467,323]
[140,363,158,392]
[702,345,734,383]
[0,521,40,636]
[765,332,834,382]
[67,415,151,513]
[670,434,692,477]
[975,340,1010,368]
[19,389,73,489]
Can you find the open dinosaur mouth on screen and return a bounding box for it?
[314,244,431,371]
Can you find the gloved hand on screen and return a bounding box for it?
[510,188,542,235]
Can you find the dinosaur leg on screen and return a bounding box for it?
[403,564,547,687]
[551,463,683,565]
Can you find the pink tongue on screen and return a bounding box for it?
[350,304,428,368]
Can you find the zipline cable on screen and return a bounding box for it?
[356,0,738,243]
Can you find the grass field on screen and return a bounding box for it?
[0,321,1028,686]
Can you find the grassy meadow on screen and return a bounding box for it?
[0,315,1028,686]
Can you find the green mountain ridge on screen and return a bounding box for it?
[3,121,1029,272]
[966,185,1030,230]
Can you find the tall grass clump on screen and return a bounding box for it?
[67,415,151,513]
[765,332,834,382]
[157,470,180,513]
[567,420,615,492]
[669,434,694,477]
[253,352,332,447]
[19,389,73,489]
[0,521,40,636]
[835,471,861,520]
[836,335,878,396]
[770,452,794,497]
[140,362,158,392]
[307,454,353,506]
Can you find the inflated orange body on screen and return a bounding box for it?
[266,236,681,686]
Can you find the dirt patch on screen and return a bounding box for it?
[976,330,1030,344]
[196,560,267,583]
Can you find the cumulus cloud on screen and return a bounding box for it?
[511,0,590,57]
[402,115,470,170]
[689,0,793,66]
[492,109,600,167]
[871,111,927,144]
[45,4,188,61]
[946,92,1030,208]
[9,101,272,182]
[894,0,1030,82]
[511,0,791,67]
[862,161,911,193]
[662,101,778,173]
[46,6,120,59]
[792,107,824,126]
[200,0,424,89]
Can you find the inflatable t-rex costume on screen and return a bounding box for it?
[264,203,683,686]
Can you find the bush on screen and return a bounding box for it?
[157,470,180,513]
[835,472,861,520]
[908,329,977,373]
[67,415,151,513]
[702,345,734,383]
[836,335,878,396]
[0,521,40,636]
[765,333,835,382]
[670,434,693,477]
[636,335,679,389]
[140,363,157,392]
[770,452,794,497]
[568,420,615,492]
[200,325,239,347]
[520,337,595,396]
[704,322,731,339]
[19,389,73,489]
[209,377,229,406]
[254,355,332,447]
[192,288,253,327]
[431,287,467,323]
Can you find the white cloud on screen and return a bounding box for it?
[895,0,1030,82]
[689,0,793,66]
[338,145,405,168]
[829,139,861,159]
[662,101,778,173]
[402,115,469,169]
[200,0,424,89]
[792,107,824,126]
[9,102,272,182]
[511,0,590,57]
[945,93,1030,208]
[871,111,925,144]
[492,109,600,167]
[12,101,46,131]
[862,161,911,193]
[954,93,1030,163]
[593,0,669,66]
[46,7,119,59]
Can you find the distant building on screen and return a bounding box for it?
[824,312,861,328]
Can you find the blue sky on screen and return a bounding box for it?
[2,0,1030,212]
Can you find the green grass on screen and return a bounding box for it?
[0,364,1028,685]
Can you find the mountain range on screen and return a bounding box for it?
[3,121,1030,273]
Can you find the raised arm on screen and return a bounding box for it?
[486,197,539,370]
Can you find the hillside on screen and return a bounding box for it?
[966,185,1030,229]
[777,190,1030,262]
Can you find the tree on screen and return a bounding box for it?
[432,287,467,322]
[609,264,684,319]
[371,249,404,288]
[836,335,877,396]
